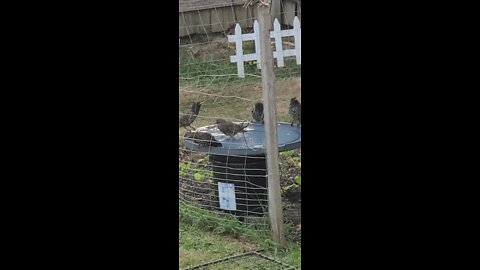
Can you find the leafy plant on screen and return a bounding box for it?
[194,172,205,181]
[180,162,191,177]
[180,160,214,182]
[294,175,301,185]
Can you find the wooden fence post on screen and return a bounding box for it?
[257,2,285,247]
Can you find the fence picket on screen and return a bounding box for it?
[227,16,301,77]
[293,16,301,65]
[273,19,284,67]
[234,24,245,78]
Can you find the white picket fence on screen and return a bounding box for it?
[228,16,301,78]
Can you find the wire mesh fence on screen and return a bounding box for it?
[182,251,298,270]
[179,0,301,244]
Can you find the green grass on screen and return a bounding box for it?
[179,57,301,88]
[179,200,301,269]
[179,223,255,269]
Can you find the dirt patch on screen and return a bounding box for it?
[180,36,231,62]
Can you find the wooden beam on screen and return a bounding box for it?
[270,0,281,25]
[257,3,285,247]
[179,0,245,13]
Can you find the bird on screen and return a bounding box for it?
[289,97,301,127]
[227,23,236,35]
[251,102,264,123]
[215,119,249,138]
[184,131,222,147]
[179,102,202,131]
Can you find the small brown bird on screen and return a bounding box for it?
[289,97,301,127]
[227,23,236,35]
[179,102,202,131]
[215,119,249,138]
[184,131,222,147]
[251,102,264,123]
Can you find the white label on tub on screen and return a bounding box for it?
[218,182,236,210]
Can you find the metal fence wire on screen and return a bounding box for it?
[179,0,301,243]
[181,251,298,270]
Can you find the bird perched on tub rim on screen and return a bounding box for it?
[179,101,202,131]
[289,97,301,127]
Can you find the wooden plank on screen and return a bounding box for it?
[220,6,237,31]
[197,9,212,35]
[296,0,301,21]
[270,0,281,25]
[179,0,245,13]
[179,13,188,37]
[210,6,237,34]
[252,5,259,24]
[179,11,204,37]
[243,2,258,27]
[233,5,249,29]
[227,32,256,42]
[233,24,245,77]
[254,20,261,69]
[245,5,255,28]
[210,7,224,33]
[282,0,296,26]
[257,3,285,247]
[293,16,301,64]
[180,2,290,36]
[183,11,201,36]
[272,18,284,67]
[230,52,258,63]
